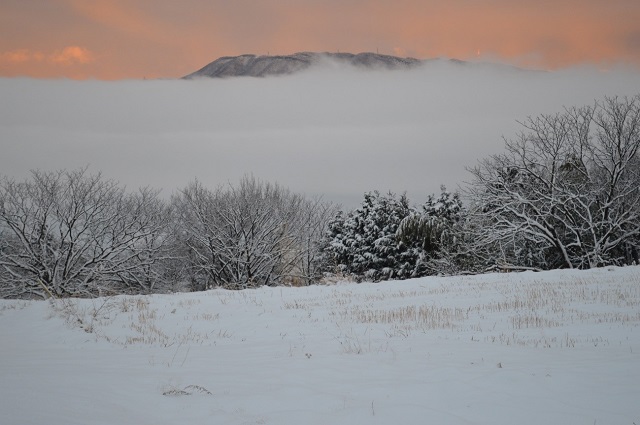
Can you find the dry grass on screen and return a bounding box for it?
[315,270,640,350]
[50,293,223,347]
[342,304,466,330]
[46,268,640,352]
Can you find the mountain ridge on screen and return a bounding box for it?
[183,51,427,79]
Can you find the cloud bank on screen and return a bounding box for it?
[1,62,639,207]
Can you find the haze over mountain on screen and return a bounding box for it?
[184,52,426,78]
[2,60,640,207]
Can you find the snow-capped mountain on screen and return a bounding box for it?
[183,51,423,78]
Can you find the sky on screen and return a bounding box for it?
[1,0,640,80]
[2,1,640,206]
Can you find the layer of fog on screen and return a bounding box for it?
[2,60,640,207]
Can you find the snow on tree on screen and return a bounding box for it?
[466,95,640,269]
[295,197,340,285]
[174,175,335,289]
[325,191,438,281]
[0,168,173,299]
[396,186,465,275]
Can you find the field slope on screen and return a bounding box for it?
[1,267,639,424]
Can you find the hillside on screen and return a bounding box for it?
[1,266,639,424]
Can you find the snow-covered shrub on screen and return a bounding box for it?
[397,187,466,275]
[324,189,466,281]
[325,191,413,281]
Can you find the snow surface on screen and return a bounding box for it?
[1,267,639,424]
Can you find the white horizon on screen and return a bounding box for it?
[2,61,640,207]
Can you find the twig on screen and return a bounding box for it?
[37,279,56,300]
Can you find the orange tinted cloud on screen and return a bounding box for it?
[1,46,93,65]
[50,46,94,65]
[0,49,44,63]
[0,46,95,79]
[1,0,639,79]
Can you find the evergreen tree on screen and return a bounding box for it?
[397,186,465,275]
[324,187,466,282]
[325,191,416,281]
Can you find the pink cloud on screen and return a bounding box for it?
[1,46,94,67]
[49,46,94,65]
[0,49,44,63]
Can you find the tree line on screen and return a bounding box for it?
[1,94,639,299]
[0,172,337,298]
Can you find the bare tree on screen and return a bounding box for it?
[293,197,340,285]
[0,168,172,298]
[467,95,640,269]
[174,175,335,289]
[107,187,177,294]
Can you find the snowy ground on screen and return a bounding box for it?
[1,267,639,425]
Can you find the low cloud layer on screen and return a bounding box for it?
[2,62,640,207]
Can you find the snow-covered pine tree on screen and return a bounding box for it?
[324,191,417,281]
[396,186,465,275]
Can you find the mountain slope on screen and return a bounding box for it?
[183,51,422,78]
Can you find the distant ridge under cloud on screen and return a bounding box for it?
[183,52,425,78]
[4,58,637,208]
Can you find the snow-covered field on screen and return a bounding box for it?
[1,267,639,425]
